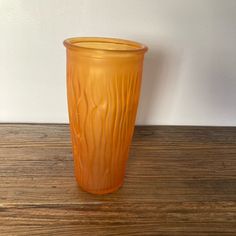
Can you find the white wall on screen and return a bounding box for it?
[1,0,236,125]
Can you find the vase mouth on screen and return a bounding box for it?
[63,37,148,54]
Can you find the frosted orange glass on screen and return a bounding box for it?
[64,37,148,194]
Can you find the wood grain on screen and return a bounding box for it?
[0,124,236,235]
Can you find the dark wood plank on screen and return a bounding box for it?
[0,124,236,235]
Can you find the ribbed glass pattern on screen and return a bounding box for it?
[65,37,147,194]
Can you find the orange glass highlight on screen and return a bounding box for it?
[64,37,148,194]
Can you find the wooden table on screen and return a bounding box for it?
[0,124,236,235]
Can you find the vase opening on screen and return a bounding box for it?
[63,37,148,54]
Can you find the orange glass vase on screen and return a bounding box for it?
[64,37,148,194]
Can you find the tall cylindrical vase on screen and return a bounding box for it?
[64,37,148,194]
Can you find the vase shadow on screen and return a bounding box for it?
[136,44,184,125]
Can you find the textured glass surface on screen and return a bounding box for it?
[64,37,147,194]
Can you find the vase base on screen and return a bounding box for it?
[76,181,124,195]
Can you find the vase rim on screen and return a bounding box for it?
[63,37,148,54]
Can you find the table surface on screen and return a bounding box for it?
[0,124,236,235]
